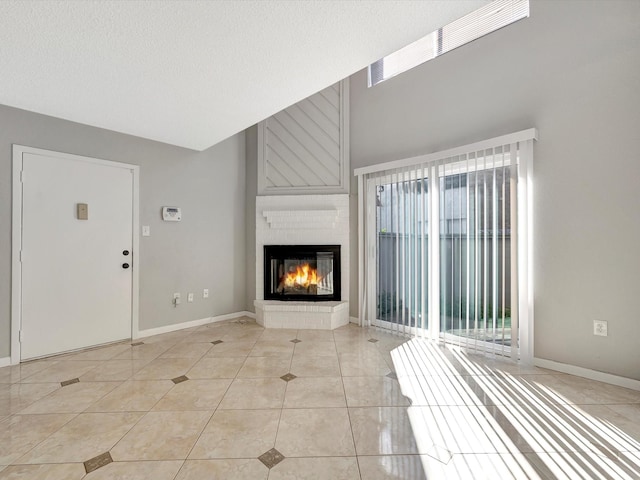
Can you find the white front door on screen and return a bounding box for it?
[19,150,134,360]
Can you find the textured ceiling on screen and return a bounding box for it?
[0,1,487,151]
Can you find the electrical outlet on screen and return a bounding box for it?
[173,293,181,306]
[593,320,608,337]
[203,289,209,299]
[188,293,194,303]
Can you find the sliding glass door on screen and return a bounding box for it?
[438,155,515,355]
[373,172,428,333]
[359,132,535,359]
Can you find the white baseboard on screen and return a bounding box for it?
[534,357,640,392]
[349,316,360,325]
[0,356,11,368]
[136,311,256,339]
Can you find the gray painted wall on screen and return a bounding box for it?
[245,125,258,311]
[349,0,640,380]
[0,105,246,359]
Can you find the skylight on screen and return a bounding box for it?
[368,0,530,87]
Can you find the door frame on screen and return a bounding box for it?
[11,145,140,364]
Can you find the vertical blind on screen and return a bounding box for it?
[356,130,536,359]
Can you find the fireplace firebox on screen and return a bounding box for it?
[264,245,341,301]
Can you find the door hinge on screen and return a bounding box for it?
[19,250,23,262]
[20,170,25,183]
[19,330,24,342]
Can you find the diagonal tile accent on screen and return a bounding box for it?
[172,375,189,384]
[83,451,113,474]
[368,338,379,343]
[60,378,79,387]
[131,342,144,346]
[211,340,224,345]
[290,339,302,344]
[280,373,297,382]
[258,448,285,469]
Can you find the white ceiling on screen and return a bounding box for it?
[0,1,487,151]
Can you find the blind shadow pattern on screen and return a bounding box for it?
[390,338,640,479]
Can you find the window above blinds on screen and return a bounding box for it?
[368,0,530,87]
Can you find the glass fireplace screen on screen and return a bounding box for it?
[264,245,341,301]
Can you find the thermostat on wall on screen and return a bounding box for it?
[162,206,182,222]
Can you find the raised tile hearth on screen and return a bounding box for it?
[254,300,349,330]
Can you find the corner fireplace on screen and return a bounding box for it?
[264,245,341,301]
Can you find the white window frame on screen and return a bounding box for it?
[355,128,537,363]
[368,0,530,87]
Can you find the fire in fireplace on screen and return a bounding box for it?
[264,245,341,301]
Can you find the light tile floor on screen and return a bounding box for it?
[1,318,639,479]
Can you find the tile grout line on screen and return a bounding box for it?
[1,321,238,470]
[4,321,638,477]
[6,342,153,468]
[178,321,264,471]
[255,327,290,476]
[4,411,81,467]
[275,328,298,415]
[105,338,212,465]
[97,331,212,468]
[334,327,364,480]
[180,323,259,464]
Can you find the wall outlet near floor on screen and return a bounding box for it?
[188,293,194,303]
[593,320,608,337]
[173,293,181,306]
[203,289,209,299]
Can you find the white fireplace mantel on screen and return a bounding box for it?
[262,209,338,230]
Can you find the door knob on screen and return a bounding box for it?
[122,263,130,269]
[123,250,130,256]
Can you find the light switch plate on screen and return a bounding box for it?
[142,226,151,237]
[203,289,209,299]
